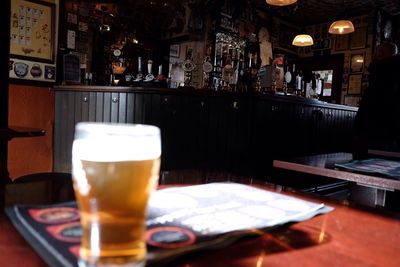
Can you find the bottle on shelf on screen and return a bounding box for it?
[144,60,154,82]
[236,56,245,92]
[222,54,233,91]
[156,65,166,82]
[230,51,239,91]
[167,63,172,88]
[134,57,143,82]
[202,56,213,89]
[295,69,303,96]
[284,64,292,95]
[291,63,297,91]
[316,73,324,97]
[311,72,318,98]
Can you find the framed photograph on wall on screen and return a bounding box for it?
[10,0,55,63]
[169,44,180,58]
[350,53,364,73]
[344,95,361,107]
[334,34,349,51]
[348,74,363,94]
[350,26,367,49]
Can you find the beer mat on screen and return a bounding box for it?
[335,158,400,179]
[5,183,333,267]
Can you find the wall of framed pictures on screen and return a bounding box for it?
[296,14,372,107]
[337,15,372,106]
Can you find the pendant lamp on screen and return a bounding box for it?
[292,34,314,47]
[328,20,355,34]
[328,0,355,34]
[266,0,297,6]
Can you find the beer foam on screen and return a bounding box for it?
[73,123,161,161]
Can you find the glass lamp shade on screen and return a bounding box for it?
[266,0,297,6]
[328,20,355,34]
[292,34,314,47]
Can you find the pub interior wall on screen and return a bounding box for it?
[7,1,397,177]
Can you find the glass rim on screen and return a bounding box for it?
[75,122,160,137]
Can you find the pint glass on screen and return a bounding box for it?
[72,123,161,267]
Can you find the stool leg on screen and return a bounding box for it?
[375,189,387,207]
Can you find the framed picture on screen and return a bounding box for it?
[334,34,349,51]
[348,74,363,94]
[344,95,361,107]
[350,26,367,49]
[169,44,180,58]
[311,37,332,51]
[10,0,55,63]
[350,53,364,73]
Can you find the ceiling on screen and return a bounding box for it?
[254,0,400,25]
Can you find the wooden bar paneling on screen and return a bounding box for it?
[88,92,97,121]
[118,93,127,123]
[103,92,111,122]
[53,87,358,178]
[95,92,104,122]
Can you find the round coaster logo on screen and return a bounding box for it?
[47,222,82,242]
[29,207,80,224]
[145,226,196,249]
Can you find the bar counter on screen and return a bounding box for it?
[52,85,358,111]
[52,85,358,177]
[1,180,399,267]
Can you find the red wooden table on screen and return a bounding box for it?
[1,181,399,267]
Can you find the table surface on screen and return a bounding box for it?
[273,152,400,191]
[1,176,400,267]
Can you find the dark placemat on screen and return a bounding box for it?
[335,158,400,179]
[6,183,333,267]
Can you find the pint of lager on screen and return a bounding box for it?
[72,123,161,267]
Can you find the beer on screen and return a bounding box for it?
[72,123,161,267]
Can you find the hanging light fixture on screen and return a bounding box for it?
[328,20,355,34]
[266,0,297,7]
[328,0,355,34]
[292,34,314,47]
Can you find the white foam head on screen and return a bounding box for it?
[72,123,161,162]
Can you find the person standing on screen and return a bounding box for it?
[353,41,399,157]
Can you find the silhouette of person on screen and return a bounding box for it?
[353,41,399,157]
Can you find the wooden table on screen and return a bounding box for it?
[273,152,400,207]
[1,179,400,267]
[0,126,46,140]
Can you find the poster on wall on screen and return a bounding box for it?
[9,0,56,83]
[334,34,349,51]
[350,53,365,73]
[348,74,362,94]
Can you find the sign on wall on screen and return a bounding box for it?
[9,0,56,83]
